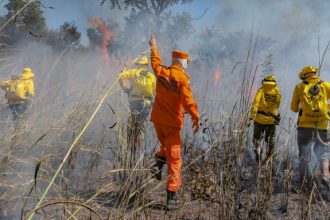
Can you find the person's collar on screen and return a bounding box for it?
[305,75,319,81]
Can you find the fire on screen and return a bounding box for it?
[213,66,222,86]
[88,18,115,63]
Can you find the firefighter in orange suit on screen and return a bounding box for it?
[149,36,199,209]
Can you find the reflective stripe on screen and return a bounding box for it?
[257,110,276,118]
[130,95,152,100]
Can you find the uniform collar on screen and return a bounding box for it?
[304,75,320,83]
[169,65,191,79]
[170,64,184,72]
[139,67,148,71]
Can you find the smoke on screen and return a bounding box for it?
[88,18,116,63]
[210,0,330,80]
[1,1,330,217]
[0,36,125,217]
[40,0,126,45]
[213,65,222,87]
[184,0,330,134]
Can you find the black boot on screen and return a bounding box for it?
[166,190,180,210]
[151,157,166,180]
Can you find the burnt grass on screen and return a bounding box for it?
[1,117,330,219]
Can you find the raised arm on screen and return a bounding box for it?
[149,35,170,78]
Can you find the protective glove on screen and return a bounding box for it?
[192,115,199,134]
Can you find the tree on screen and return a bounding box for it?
[190,28,276,85]
[98,0,194,57]
[4,0,46,32]
[86,19,120,57]
[57,21,81,48]
[0,0,47,45]
[87,28,103,48]
[100,0,193,13]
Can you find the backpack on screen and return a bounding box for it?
[6,77,27,100]
[131,70,154,98]
[300,81,329,123]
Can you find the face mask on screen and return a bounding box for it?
[180,59,188,69]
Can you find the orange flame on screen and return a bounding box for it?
[213,66,222,86]
[88,18,115,63]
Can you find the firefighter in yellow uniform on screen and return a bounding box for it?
[0,67,35,121]
[291,66,330,189]
[118,55,156,202]
[118,55,156,121]
[118,55,156,158]
[249,75,281,162]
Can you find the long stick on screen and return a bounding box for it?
[27,48,150,220]
[318,39,330,77]
[27,76,119,220]
[25,200,104,220]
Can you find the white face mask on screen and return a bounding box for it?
[178,58,188,69]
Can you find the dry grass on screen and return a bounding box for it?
[0,36,329,220]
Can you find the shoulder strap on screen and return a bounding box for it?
[303,80,323,85]
[317,80,323,85]
[137,69,147,77]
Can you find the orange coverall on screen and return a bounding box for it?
[150,47,199,192]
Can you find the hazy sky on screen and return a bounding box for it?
[0,0,217,45]
[1,0,330,81]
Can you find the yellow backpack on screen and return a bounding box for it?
[6,77,27,100]
[131,70,154,98]
[300,81,329,122]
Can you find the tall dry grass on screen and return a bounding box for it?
[0,36,329,220]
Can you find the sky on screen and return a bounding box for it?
[0,0,330,82]
[0,0,217,45]
[1,0,329,48]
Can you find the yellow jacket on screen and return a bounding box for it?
[250,84,281,125]
[118,67,156,105]
[291,76,330,129]
[0,70,35,104]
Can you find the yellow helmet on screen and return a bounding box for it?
[134,55,148,65]
[262,74,277,85]
[298,66,318,79]
[20,67,34,79]
[23,67,32,73]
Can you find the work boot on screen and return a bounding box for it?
[320,159,330,190]
[151,157,166,180]
[166,190,181,211]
